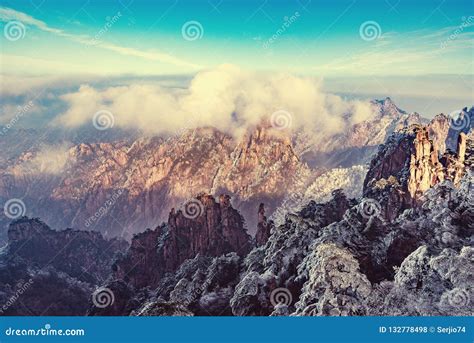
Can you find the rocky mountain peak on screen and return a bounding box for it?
[372,97,406,117]
[113,194,252,288]
[407,126,467,198]
[169,193,252,259]
[364,123,470,222]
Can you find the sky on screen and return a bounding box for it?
[0,0,473,122]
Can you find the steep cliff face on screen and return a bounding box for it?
[113,194,252,289]
[427,114,451,153]
[364,123,469,220]
[211,127,301,198]
[168,194,252,259]
[408,130,466,197]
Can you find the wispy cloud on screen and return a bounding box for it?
[314,49,439,75]
[0,7,63,34]
[10,143,72,175]
[0,7,202,70]
[314,22,474,76]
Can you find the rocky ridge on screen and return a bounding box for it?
[0,98,431,240]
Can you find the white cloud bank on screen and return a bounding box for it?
[55,64,376,139]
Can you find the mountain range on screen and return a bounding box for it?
[1,98,463,239]
[0,99,472,316]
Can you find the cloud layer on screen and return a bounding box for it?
[55,64,376,139]
[13,144,72,175]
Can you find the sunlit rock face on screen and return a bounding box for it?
[363,116,471,223]
[0,126,307,238]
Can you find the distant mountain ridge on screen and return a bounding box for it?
[1,100,472,241]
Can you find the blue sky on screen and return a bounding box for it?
[1,0,473,75]
[0,0,473,116]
